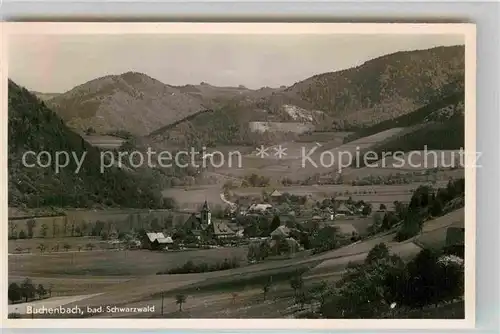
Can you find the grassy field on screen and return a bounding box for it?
[8,236,110,253]
[81,135,126,149]
[230,183,446,209]
[9,246,248,277]
[415,208,465,250]
[161,185,226,210]
[9,211,464,318]
[213,128,406,182]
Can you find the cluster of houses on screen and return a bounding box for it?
[139,191,375,252]
[140,200,243,250]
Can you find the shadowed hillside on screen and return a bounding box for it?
[282,45,465,129]
[8,80,165,209]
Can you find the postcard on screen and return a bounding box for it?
[1,22,476,329]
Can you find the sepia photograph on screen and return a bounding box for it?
[3,23,475,327]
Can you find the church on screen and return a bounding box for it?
[182,200,236,241]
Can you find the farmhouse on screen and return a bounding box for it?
[208,221,237,239]
[334,196,350,204]
[248,203,273,213]
[269,190,283,203]
[141,232,174,250]
[335,203,353,216]
[270,225,291,238]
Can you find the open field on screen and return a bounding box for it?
[214,128,408,181]
[329,216,374,236]
[161,185,226,210]
[231,182,449,209]
[307,240,422,276]
[296,131,354,143]
[81,135,126,149]
[8,275,132,296]
[8,236,110,253]
[9,246,248,278]
[415,208,465,250]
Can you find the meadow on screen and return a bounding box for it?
[9,246,248,277]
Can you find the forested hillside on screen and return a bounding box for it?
[8,80,166,209]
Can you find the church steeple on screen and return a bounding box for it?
[201,200,211,225]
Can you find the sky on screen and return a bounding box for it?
[8,34,464,93]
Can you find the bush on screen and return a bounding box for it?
[156,258,241,275]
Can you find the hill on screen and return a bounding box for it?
[281,45,465,128]
[31,92,61,101]
[148,45,464,147]
[8,80,166,209]
[343,91,464,143]
[47,72,206,136]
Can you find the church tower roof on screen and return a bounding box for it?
[202,200,210,211]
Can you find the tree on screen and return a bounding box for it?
[398,248,441,308]
[315,280,329,309]
[8,283,21,303]
[321,244,404,319]
[18,229,27,239]
[269,215,281,233]
[311,226,339,253]
[289,272,304,297]
[231,292,239,305]
[9,222,18,239]
[40,224,48,238]
[381,212,399,231]
[175,294,187,311]
[20,278,35,302]
[361,204,372,216]
[63,218,69,237]
[365,243,390,265]
[295,290,310,309]
[26,219,36,238]
[262,276,273,301]
[37,243,46,254]
[379,204,387,211]
[395,211,423,241]
[430,198,444,216]
[63,243,71,252]
[85,243,94,251]
[36,284,46,299]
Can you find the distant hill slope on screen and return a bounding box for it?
[352,95,465,168]
[175,82,255,107]
[282,45,465,128]
[343,91,464,143]
[32,92,61,101]
[47,72,206,136]
[8,80,165,209]
[52,45,464,142]
[153,45,465,143]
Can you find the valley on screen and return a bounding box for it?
[8,42,467,320]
